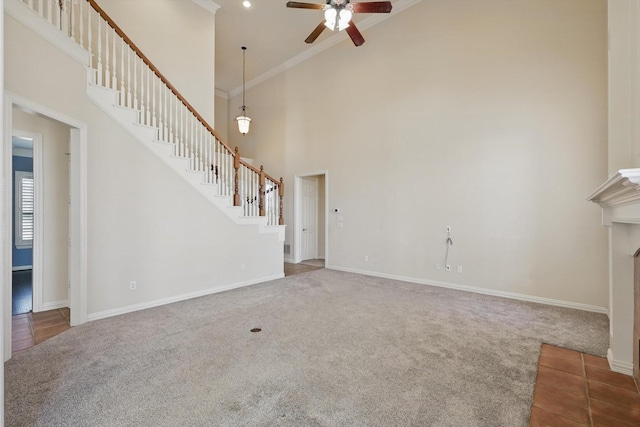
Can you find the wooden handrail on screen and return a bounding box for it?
[238,159,279,185]
[87,0,231,154]
[86,0,284,224]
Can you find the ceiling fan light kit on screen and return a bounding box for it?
[286,0,392,47]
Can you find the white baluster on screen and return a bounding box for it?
[151,73,156,128]
[87,6,92,69]
[177,100,181,150]
[146,66,151,126]
[96,16,102,85]
[104,22,110,88]
[69,0,74,39]
[133,54,138,111]
[111,30,117,89]
[156,81,162,140]
[174,97,178,148]
[78,0,83,48]
[167,86,172,142]
[55,0,61,30]
[63,0,68,35]
[126,49,132,108]
[46,0,52,25]
[120,38,125,104]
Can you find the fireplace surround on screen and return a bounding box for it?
[589,168,640,376]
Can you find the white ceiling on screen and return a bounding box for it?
[213,0,417,96]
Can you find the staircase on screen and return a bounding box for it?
[8,0,285,239]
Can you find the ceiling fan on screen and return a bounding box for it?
[286,0,393,47]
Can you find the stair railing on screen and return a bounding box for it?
[18,0,284,226]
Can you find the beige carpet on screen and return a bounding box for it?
[5,269,608,426]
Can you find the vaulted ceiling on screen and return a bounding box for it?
[213,0,417,96]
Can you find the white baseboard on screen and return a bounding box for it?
[37,300,69,312]
[608,348,634,375]
[12,265,32,271]
[327,265,609,315]
[284,257,295,264]
[87,274,285,322]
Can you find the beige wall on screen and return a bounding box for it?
[12,109,70,307]
[215,93,229,142]
[230,0,609,307]
[98,0,216,125]
[6,13,282,318]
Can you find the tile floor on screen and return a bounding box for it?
[11,308,71,357]
[530,343,640,426]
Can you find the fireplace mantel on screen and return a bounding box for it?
[588,168,640,376]
[589,168,640,226]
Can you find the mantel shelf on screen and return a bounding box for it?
[588,169,640,226]
[589,169,640,207]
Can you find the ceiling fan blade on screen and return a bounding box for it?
[351,1,392,13]
[345,22,365,46]
[286,1,324,9]
[305,21,327,43]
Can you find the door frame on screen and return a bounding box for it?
[300,177,319,261]
[3,92,88,361]
[11,129,42,312]
[293,170,329,265]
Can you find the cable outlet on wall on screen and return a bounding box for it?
[364,255,369,262]
[129,281,136,290]
[445,265,451,272]
[446,226,451,233]
[241,263,246,271]
[435,263,440,270]
[457,266,463,274]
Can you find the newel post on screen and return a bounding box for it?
[259,166,265,217]
[233,147,241,206]
[278,177,284,226]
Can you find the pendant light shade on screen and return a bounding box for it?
[236,46,251,135]
[236,115,251,135]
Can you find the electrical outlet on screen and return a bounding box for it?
[435,263,440,270]
[446,226,451,233]
[129,281,136,290]
[241,264,246,271]
[457,266,463,274]
[364,255,369,262]
[445,265,451,272]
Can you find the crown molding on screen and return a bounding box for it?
[228,0,422,98]
[215,89,229,99]
[192,0,221,14]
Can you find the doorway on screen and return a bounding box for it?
[4,93,88,361]
[293,171,328,266]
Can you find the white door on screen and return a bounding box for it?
[300,177,318,261]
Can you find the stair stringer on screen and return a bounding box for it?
[86,81,285,242]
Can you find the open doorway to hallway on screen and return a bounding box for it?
[7,106,73,356]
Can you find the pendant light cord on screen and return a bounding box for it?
[241,46,247,114]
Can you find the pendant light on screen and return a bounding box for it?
[236,46,251,135]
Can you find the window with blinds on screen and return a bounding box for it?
[15,171,34,249]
